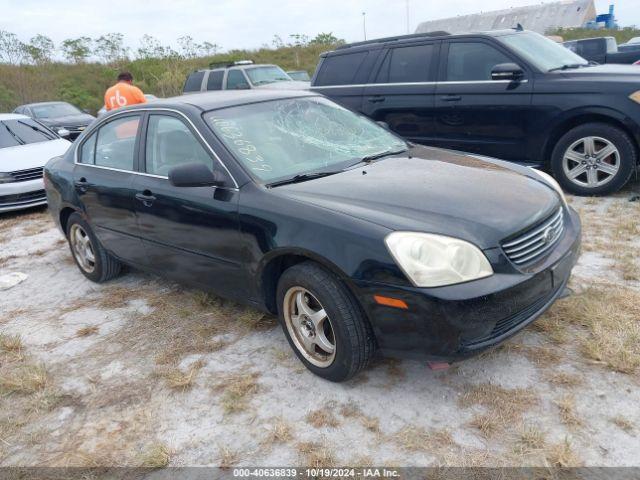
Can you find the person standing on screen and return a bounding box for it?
[103,72,147,112]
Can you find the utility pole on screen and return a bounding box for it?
[406,0,410,34]
[362,11,367,40]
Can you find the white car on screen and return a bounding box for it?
[0,113,71,213]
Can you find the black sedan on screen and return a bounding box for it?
[13,101,95,140]
[44,90,581,382]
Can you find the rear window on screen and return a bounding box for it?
[206,71,224,91]
[314,52,368,86]
[376,44,435,83]
[0,119,56,149]
[183,72,205,92]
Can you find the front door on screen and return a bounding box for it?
[131,112,246,298]
[360,42,440,143]
[433,40,533,161]
[72,114,146,261]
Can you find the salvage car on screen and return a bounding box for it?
[14,101,95,140]
[312,28,640,195]
[183,61,309,94]
[1,114,71,212]
[44,90,581,381]
[563,37,640,64]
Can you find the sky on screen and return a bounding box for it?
[0,0,638,53]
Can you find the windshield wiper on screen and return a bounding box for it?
[17,120,55,139]
[266,171,341,188]
[359,148,408,164]
[548,63,588,72]
[2,123,24,145]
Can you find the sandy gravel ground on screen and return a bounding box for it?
[0,182,639,469]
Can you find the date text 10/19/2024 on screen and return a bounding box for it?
[233,468,401,478]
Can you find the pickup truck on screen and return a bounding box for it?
[563,37,640,65]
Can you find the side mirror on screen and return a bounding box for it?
[57,128,71,138]
[491,63,524,81]
[168,162,225,188]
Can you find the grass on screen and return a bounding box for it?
[138,442,170,468]
[610,416,634,433]
[75,325,99,337]
[263,417,294,444]
[0,333,23,356]
[306,404,340,428]
[459,383,538,436]
[555,394,583,428]
[158,360,205,391]
[394,426,454,453]
[296,441,336,468]
[546,437,579,467]
[219,446,241,469]
[545,371,582,388]
[214,372,260,414]
[0,363,48,395]
[538,286,640,374]
[339,401,380,433]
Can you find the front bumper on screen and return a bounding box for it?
[353,207,582,361]
[0,179,47,213]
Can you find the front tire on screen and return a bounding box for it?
[550,123,636,196]
[66,212,122,283]
[276,262,376,382]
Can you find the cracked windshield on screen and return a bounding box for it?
[205,96,407,183]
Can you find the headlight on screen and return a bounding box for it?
[0,172,14,184]
[531,168,568,207]
[385,232,493,287]
[629,91,640,104]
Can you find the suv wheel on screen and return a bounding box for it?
[66,212,122,283]
[550,123,636,196]
[276,262,376,382]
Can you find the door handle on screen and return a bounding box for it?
[135,191,156,207]
[367,96,386,103]
[441,95,462,102]
[74,177,88,193]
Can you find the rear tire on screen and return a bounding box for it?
[66,212,121,283]
[550,122,635,196]
[276,262,376,382]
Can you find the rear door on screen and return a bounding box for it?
[72,113,146,262]
[311,49,376,111]
[359,41,440,143]
[433,39,533,161]
[131,112,247,298]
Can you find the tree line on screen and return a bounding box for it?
[0,31,343,65]
[0,31,343,113]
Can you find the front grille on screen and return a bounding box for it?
[9,167,44,182]
[502,207,564,266]
[0,190,46,206]
[462,287,557,348]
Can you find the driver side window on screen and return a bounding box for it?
[145,115,213,177]
[445,42,512,81]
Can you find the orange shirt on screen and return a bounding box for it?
[104,82,147,111]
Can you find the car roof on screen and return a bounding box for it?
[196,64,277,73]
[19,101,71,108]
[326,28,525,55]
[0,113,30,121]
[121,89,318,113]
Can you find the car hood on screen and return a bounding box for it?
[273,146,560,249]
[256,81,310,90]
[0,139,71,172]
[559,64,640,78]
[38,113,95,127]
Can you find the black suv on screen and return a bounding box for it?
[311,29,640,195]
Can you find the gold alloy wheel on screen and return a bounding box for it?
[69,224,96,273]
[283,287,336,368]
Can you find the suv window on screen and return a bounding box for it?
[445,42,512,81]
[184,71,205,92]
[376,44,434,83]
[145,115,213,176]
[226,70,248,89]
[94,115,140,170]
[206,71,224,91]
[315,51,368,86]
